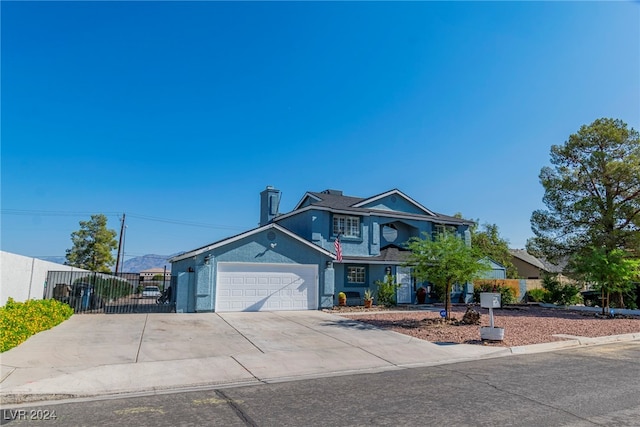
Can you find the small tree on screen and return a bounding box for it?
[405,231,489,320]
[571,247,639,314]
[65,214,118,273]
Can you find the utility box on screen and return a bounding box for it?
[480,292,501,309]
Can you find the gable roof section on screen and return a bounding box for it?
[352,189,437,216]
[292,192,323,210]
[293,190,364,211]
[481,257,506,270]
[287,188,472,226]
[509,249,545,270]
[169,223,336,262]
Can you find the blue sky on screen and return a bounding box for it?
[2,1,639,264]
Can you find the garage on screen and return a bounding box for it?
[215,262,318,312]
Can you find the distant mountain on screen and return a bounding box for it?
[36,254,176,272]
[38,256,67,265]
[122,254,175,273]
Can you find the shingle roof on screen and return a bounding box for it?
[345,246,412,264]
[509,249,568,273]
[294,189,472,225]
[540,257,568,274]
[509,249,545,269]
[307,191,365,210]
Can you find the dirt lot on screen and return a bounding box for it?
[330,305,640,347]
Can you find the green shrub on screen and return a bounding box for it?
[609,288,638,310]
[526,288,548,302]
[542,274,582,306]
[74,275,133,300]
[623,289,638,310]
[430,282,446,303]
[375,275,400,307]
[473,282,516,305]
[0,298,73,353]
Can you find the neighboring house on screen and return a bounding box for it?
[479,258,507,280]
[509,249,546,279]
[509,249,569,280]
[169,187,474,313]
[139,268,172,282]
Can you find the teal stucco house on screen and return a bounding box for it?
[169,187,473,313]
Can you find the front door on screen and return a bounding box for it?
[396,267,412,304]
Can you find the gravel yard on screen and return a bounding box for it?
[332,305,640,347]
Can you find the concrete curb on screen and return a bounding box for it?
[509,332,640,355]
[538,303,640,316]
[509,339,581,354]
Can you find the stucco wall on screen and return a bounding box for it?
[359,194,428,215]
[512,258,543,279]
[0,251,90,306]
[171,227,334,312]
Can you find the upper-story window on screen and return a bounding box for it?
[333,215,360,238]
[433,224,457,237]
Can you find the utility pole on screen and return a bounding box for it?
[115,213,126,275]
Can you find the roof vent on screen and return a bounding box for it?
[321,189,343,196]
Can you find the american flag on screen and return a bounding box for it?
[334,236,343,263]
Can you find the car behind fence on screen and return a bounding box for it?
[46,271,175,314]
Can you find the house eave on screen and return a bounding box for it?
[337,258,407,265]
[169,223,336,263]
[275,204,472,226]
[352,188,438,216]
[292,192,323,211]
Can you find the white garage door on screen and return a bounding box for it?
[216,263,318,312]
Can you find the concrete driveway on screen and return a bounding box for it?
[0,310,512,402]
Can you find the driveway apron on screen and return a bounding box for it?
[0,311,509,401]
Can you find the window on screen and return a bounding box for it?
[382,224,398,243]
[333,215,360,238]
[433,224,457,239]
[346,266,366,285]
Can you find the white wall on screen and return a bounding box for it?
[0,251,89,306]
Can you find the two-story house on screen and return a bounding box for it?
[169,186,473,313]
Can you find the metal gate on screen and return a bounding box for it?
[45,271,175,314]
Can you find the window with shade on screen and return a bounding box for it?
[333,215,360,238]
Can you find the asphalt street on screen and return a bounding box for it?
[3,341,639,427]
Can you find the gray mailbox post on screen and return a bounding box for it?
[480,292,504,341]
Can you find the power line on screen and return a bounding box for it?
[125,213,244,230]
[1,209,247,230]
[1,209,121,217]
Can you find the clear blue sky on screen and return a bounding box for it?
[2,1,639,263]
